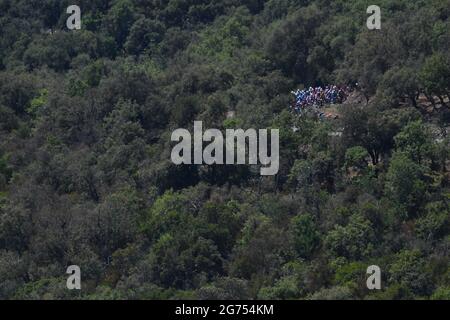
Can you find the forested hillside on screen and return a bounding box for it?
[0,0,449,300]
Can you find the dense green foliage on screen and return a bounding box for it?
[0,0,449,300]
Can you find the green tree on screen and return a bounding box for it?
[420,53,450,106]
[325,213,375,260]
[388,250,432,296]
[394,121,433,164]
[345,146,369,171]
[125,18,165,55]
[385,152,427,218]
[290,213,319,258]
